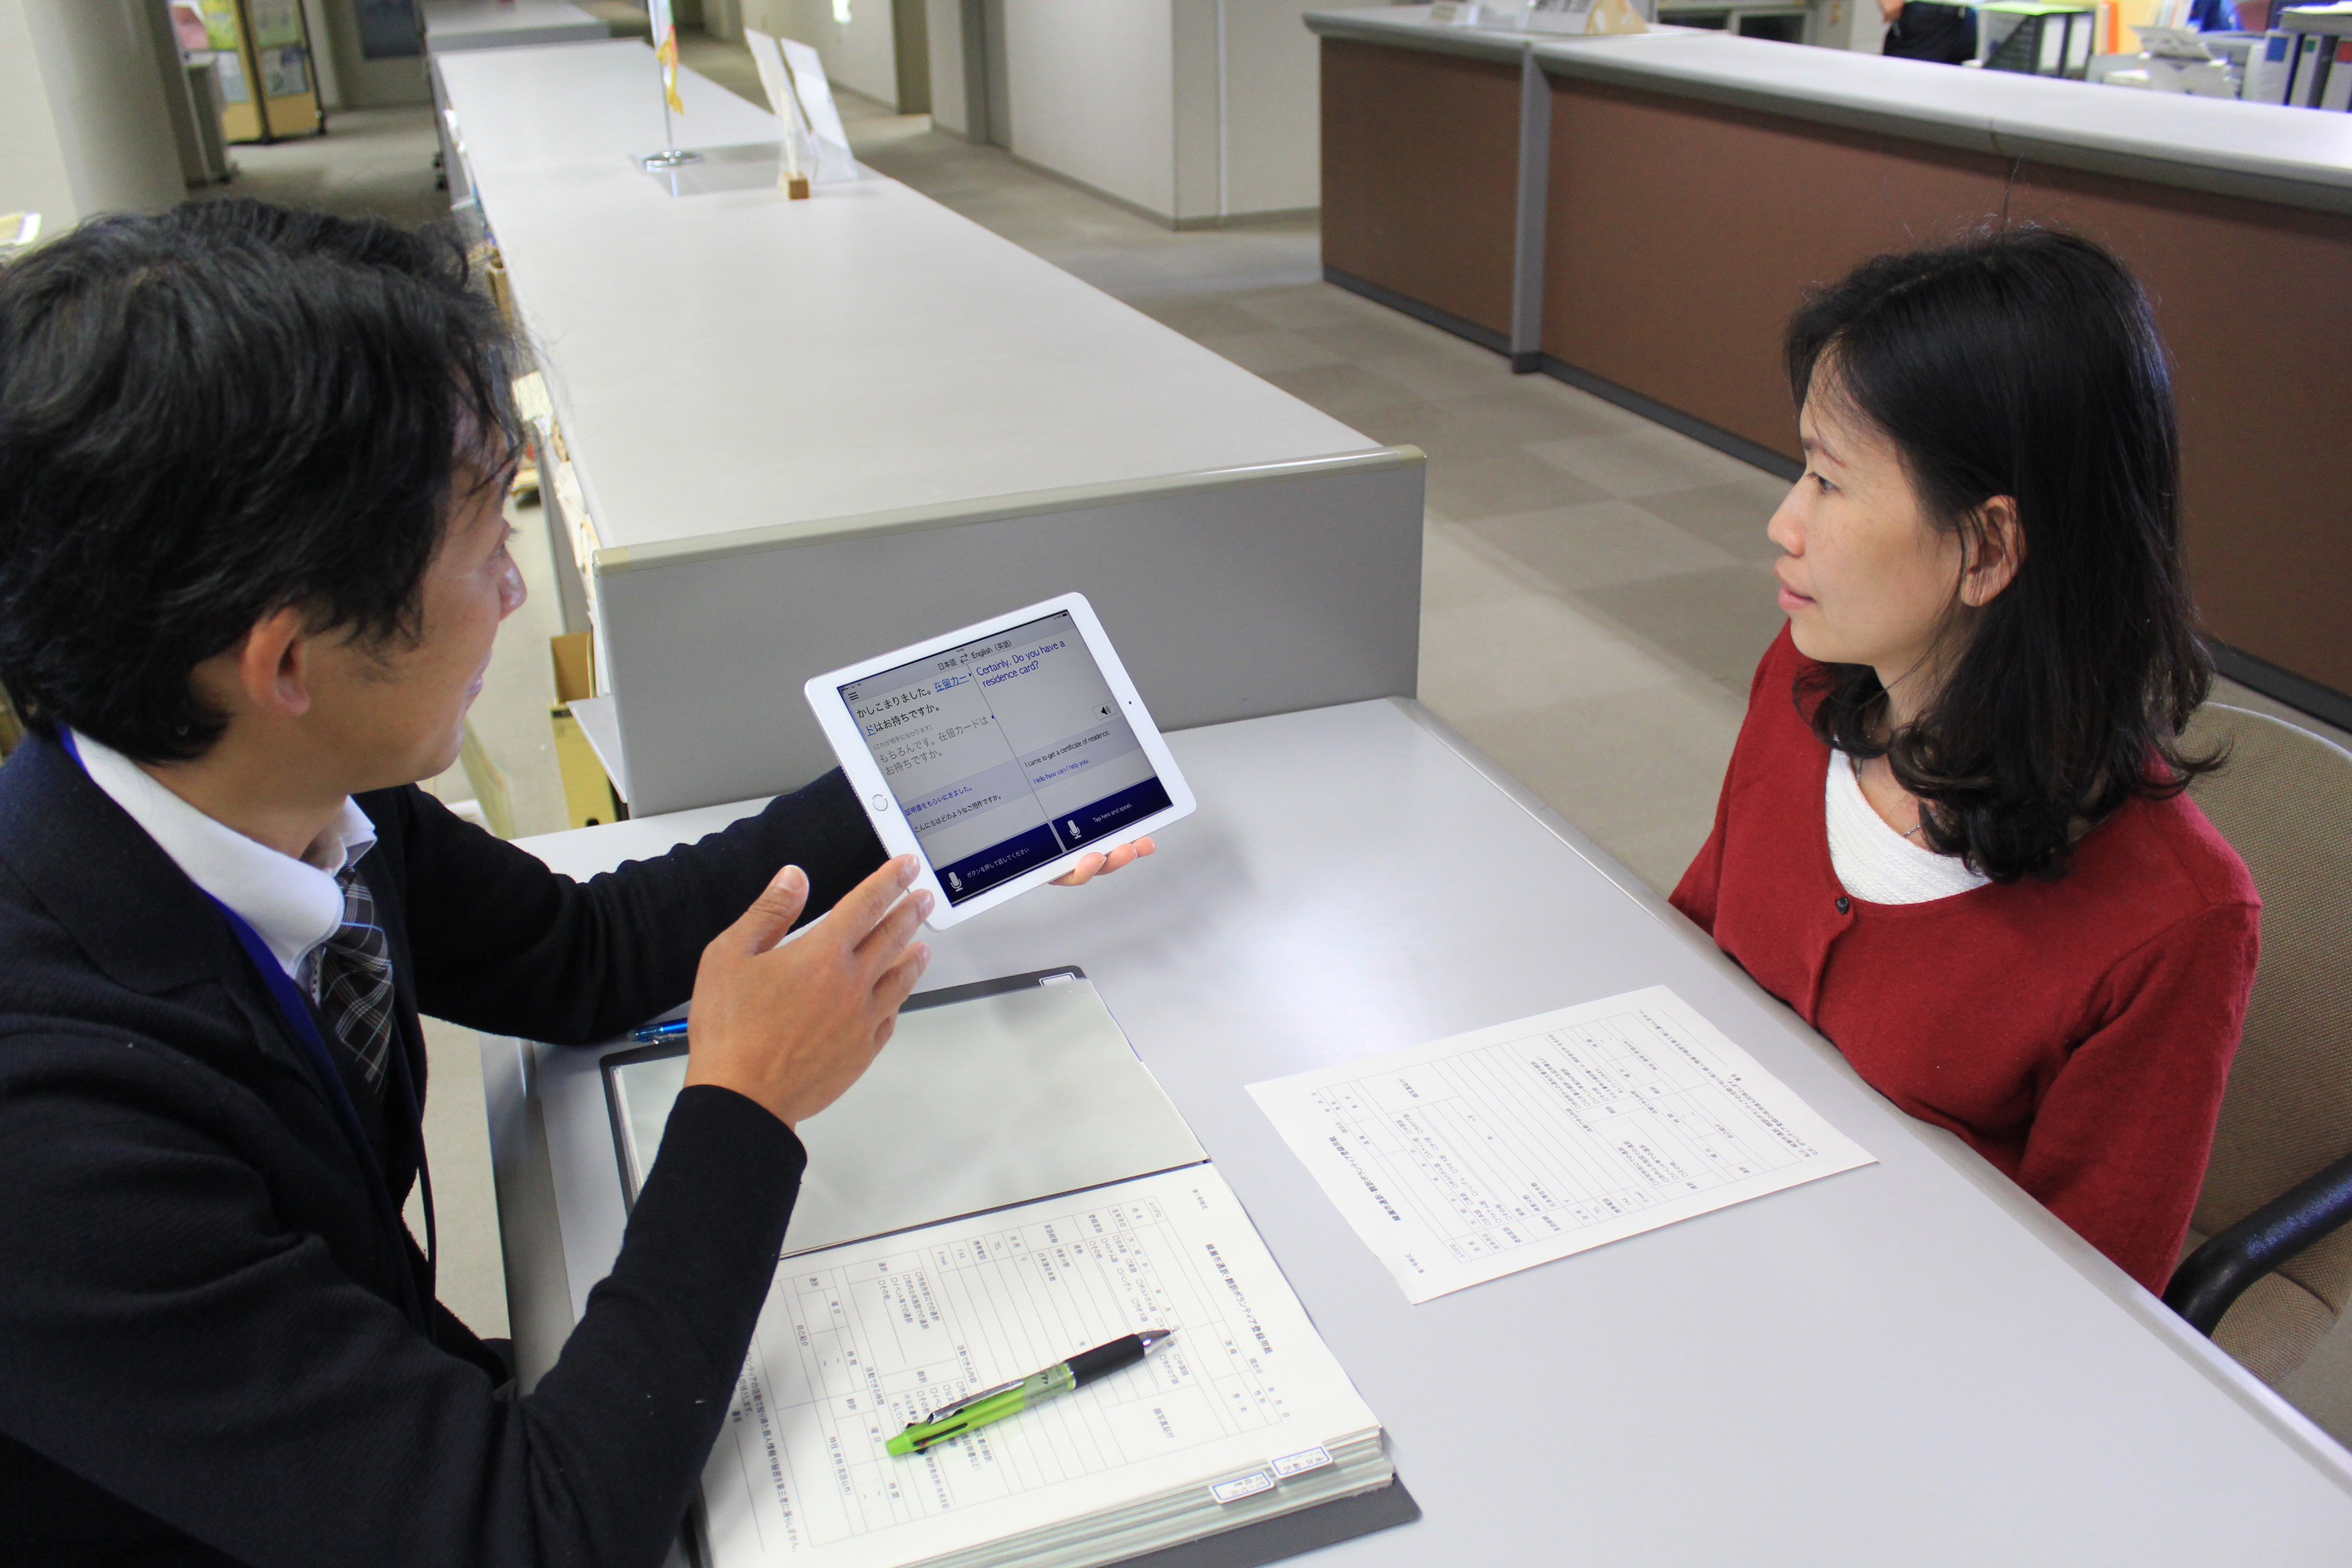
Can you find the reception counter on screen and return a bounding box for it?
[436,41,1422,816]
[1309,6,2352,721]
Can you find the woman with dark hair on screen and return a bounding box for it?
[1672,228,2259,1294]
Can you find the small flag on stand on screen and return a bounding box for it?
[653,27,682,113]
[638,0,701,172]
[651,0,685,114]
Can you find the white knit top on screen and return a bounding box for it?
[1825,750,1989,906]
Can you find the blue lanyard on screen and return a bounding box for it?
[208,898,382,1157]
[208,895,432,1332]
[59,730,432,1330]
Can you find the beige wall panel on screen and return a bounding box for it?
[0,0,76,223]
[10,0,187,221]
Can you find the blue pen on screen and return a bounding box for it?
[630,1017,690,1044]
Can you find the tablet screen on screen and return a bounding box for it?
[837,611,1175,904]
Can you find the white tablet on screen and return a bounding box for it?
[804,593,1195,928]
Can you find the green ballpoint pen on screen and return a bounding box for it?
[885,1330,1175,1457]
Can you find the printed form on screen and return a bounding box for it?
[1248,985,1874,1303]
[698,1166,1379,1568]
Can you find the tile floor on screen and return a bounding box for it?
[190,106,453,229]
[834,114,1767,892]
[173,58,2352,1435]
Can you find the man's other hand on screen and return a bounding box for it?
[1049,836,1156,887]
[683,855,930,1129]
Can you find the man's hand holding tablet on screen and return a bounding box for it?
[1051,836,1157,886]
[805,593,1195,930]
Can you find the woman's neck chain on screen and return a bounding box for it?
[1854,753,1931,842]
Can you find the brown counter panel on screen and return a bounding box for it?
[1322,38,1522,339]
[2004,168,2352,696]
[1541,74,2352,696]
[1541,77,2012,461]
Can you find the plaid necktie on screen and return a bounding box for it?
[315,864,396,1093]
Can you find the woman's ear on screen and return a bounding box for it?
[1960,496,2023,608]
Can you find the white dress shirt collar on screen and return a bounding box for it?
[69,728,378,981]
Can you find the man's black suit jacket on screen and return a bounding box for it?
[0,731,884,1565]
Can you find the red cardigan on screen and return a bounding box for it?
[1672,630,2259,1292]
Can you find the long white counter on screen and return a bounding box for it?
[1309,5,2352,213]
[434,40,1424,815]
[1534,26,2352,212]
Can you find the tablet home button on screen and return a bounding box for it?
[870,794,889,813]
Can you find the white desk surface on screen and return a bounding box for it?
[433,42,1375,561]
[1307,5,2352,210]
[421,0,610,52]
[511,698,2352,1564]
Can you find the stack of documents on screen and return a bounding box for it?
[700,1167,1389,1568]
[605,973,1393,1568]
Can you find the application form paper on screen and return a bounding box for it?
[698,1165,1383,1567]
[1248,985,1875,1303]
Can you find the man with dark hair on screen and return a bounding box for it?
[0,201,1145,1563]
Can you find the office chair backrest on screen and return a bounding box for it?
[2181,702,2352,1382]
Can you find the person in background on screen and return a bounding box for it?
[1880,0,1978,63]
[0,200,1149,1565]
[1672,227,2258,1294]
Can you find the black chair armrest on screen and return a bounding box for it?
[2166,1149,2352,1336]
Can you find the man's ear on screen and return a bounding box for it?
[1960,496,2024,608]
[231,606,316,720]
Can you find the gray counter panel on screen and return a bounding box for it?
[593,451,1426,812]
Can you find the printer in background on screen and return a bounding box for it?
[2109,22,2247,92]
[2090,1,2351,103]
